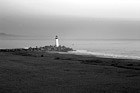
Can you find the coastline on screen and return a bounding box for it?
[57,50,140,60]
[11,50,140,70]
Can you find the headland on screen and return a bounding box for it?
[0,46,140,93]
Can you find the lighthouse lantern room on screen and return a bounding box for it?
[55,35,59,47]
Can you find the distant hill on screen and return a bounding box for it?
[0,33,23,40]
[0,33,50,40]
[0,33,18,36]
[0,33,9,36]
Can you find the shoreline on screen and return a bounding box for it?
[1,50,140,70]
[11,50,140,70]
[1,47,140,60]
[56,50,140,60]
[1,46,140,60]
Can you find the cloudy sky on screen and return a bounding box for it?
[1,0,140,39]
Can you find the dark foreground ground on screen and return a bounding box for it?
[0,51,140,93]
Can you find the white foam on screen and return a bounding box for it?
[67,50,140,60]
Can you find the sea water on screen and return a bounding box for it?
[62,39,140,59]
[1,39,140,59]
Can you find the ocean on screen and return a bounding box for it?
[1,39,140,59]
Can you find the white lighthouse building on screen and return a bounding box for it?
[55,35,59,47]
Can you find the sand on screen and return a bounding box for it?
[0,51,140,93]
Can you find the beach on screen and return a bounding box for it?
[0,51,140,93]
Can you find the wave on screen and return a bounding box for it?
[67,50,140,60]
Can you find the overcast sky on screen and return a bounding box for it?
[1,0,140,39]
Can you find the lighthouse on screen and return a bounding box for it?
[55,35,59,47]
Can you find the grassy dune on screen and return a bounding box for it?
[0,51,140,93]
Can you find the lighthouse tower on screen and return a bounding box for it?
[55,35,59,47]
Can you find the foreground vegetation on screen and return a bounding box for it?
[0,51,140,93]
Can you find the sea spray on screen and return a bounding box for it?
[67,50,140,60]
